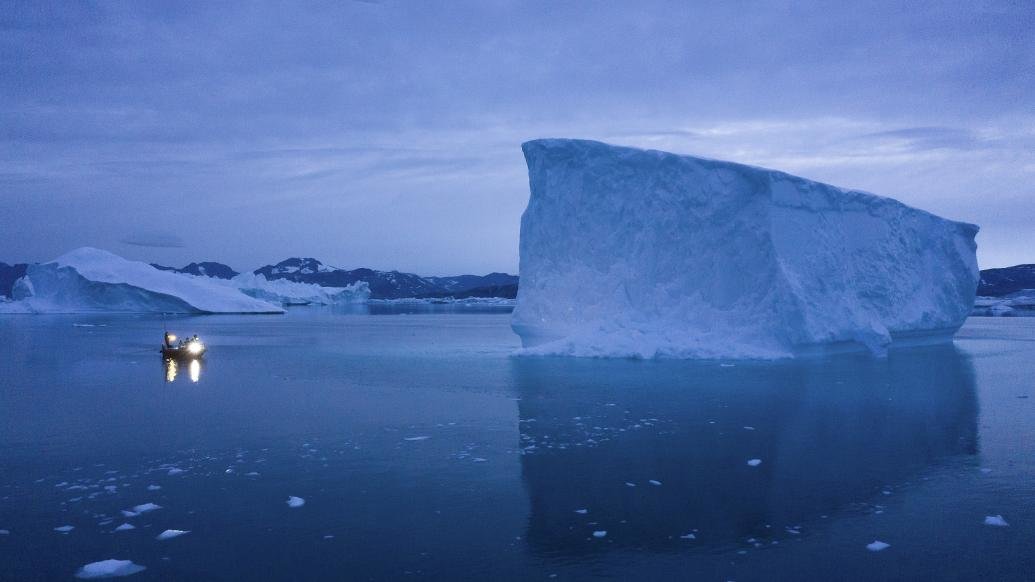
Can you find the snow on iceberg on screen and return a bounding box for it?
[5,248,283,314]
[512,139,979,359]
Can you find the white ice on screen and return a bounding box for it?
[866,541,890,552]
[512,139,979,359]
[287,496,305,508]
[114,523,136,532]
[747,459,762,467]
[130,503,161,513]
[156,529,190,540]
[54,525,74,533]
[75,559,146,579]
[592,530,607,538]
[984,515,1009,527]
[146,485,161,491]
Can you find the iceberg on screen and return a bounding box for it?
[224,272,369,306]
[4,248,283,314]
[512,139,979,359]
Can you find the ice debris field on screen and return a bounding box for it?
[511,139,979,359]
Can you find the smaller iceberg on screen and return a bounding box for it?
[223,272,369,306]
[4,248,283,314]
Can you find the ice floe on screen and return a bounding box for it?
[747,459,762,467]
[54,525,75,533]
[866,540,890,552]
[156,529,190,540]
[287,496,306,508]
[114,523,136,532]
[592,530,607,538]
[75,559,146,579]
[984,515,1009,527]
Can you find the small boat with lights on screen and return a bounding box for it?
[161,332,207,359]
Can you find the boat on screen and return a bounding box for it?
[161,332,207,359]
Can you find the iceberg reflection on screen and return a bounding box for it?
[511,345,977,555]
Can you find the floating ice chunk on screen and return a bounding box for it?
[625,482,636,487]
[245,472,260,477]
[592,530,607,538]
[648,480,662,486]
[472,457,487,463]
[866,541,890,552]
[680,533,696,540]
[120,510,139,518]
[156,529,189,540]
[743,426,755,431]
[323,535,335,540]
[747,459,762,467]
[287,496,305,508]
[0,529,9,535]
[114,523,135,532]
[75,559,146,579]
[146,485,161,491]
[984,515,1009,527]
[54,525,75,533]
[511,139,979,359]
[404,436,430,441]
[574,509,589,514]
[131,503,161,513]
[167,468,184,476]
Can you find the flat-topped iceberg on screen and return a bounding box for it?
[5,248,284,314]
[512,139,979,359]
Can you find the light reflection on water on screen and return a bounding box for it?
[163,357,203,383]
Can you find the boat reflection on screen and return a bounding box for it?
[511,344,978,556]
[164,357,203,383]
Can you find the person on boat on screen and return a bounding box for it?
[164,332,176,349]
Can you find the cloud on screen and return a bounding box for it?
[120,232,185,248]
[855,127,981,151]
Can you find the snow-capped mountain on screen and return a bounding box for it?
[977,264,1035,297]
[151,261,239,280]
[252,258,518,300]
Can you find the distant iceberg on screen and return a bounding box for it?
[219,272,369,307]
[1,247,284,314]
[512,139,979,359]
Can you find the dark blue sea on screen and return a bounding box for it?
[1,309,1033,580]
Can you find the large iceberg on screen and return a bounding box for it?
[512,139,979,359]
[5,248,284,314]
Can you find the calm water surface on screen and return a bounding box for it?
[1,310,1033,581]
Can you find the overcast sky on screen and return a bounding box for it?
[2,1,1032,274]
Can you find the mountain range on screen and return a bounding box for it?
[7,257,1032,302]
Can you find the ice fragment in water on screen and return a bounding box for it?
[747,459,762,467]
[984,515,1009,527]
[287,496,305,508]
[866,541,890,552]
[75,559,146,579]
[592,530,607,538]
[156,529,189,540]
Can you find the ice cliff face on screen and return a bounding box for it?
[8,248,284,314]
[512,139,979,359]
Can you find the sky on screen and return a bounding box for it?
[1,1,1033,275]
